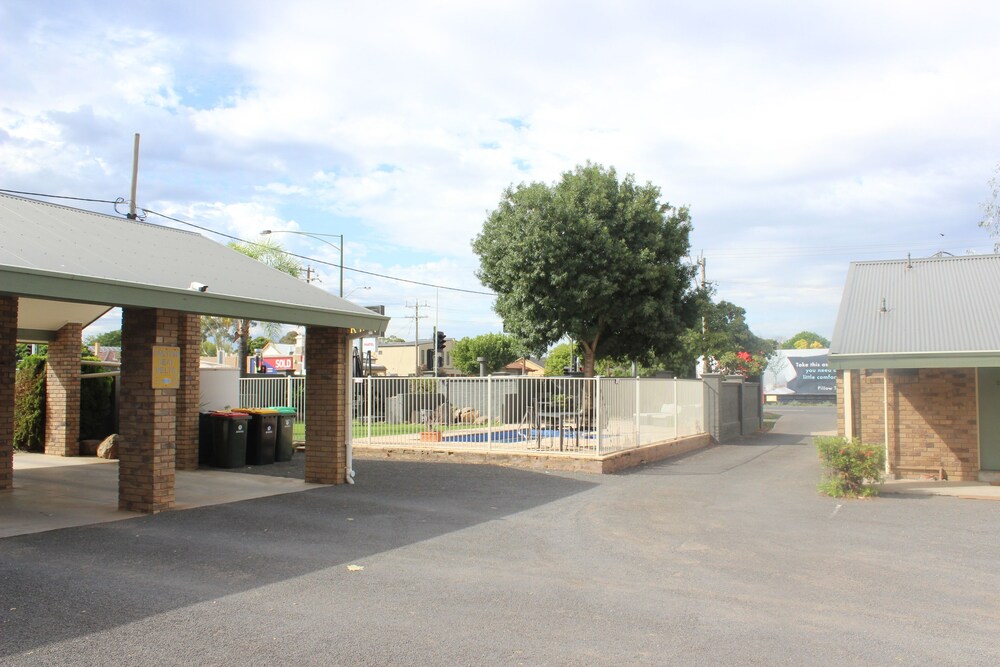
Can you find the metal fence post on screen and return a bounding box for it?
[366,376,373,444]
[285,375,293,409]
[595,377,603,456]
[635,377,641,447]
[487,374,493,450]
[673,378,679,440]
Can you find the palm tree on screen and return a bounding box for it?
[226,238,302,376]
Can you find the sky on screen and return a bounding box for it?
[2,1,998,346]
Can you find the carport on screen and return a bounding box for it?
[0,193,388,513]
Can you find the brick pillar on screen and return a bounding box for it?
[119,307,179,513]
[0,296,16,490]
[304,326,348,484]
[45,322,83,456]
[175,313,201,470]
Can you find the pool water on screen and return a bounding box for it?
[444,429,591,444]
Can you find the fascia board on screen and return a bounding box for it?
[0,267,389,334]
[829,351,1000,370]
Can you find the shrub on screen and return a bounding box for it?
[80,355,115,441]
[14,355,46,452]
[815,436,885,498]
[13,353,117,452]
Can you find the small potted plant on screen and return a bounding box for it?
[419,412,442,442]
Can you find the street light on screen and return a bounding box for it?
[260,229,344,297]
[345,285,371,299]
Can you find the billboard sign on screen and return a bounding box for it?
[763,349,835,397]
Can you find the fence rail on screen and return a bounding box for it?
[238,375,706,457]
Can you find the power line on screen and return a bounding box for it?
[0,188,120,204]
[138,207,497,296]
[0,187,497,296]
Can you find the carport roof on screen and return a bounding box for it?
[0,194,389,339]
[829,253,1000,369]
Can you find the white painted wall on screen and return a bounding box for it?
[199,367,240,412]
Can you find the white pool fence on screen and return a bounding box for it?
[237,375,742,456]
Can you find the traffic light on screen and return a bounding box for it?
[436,330,446,352]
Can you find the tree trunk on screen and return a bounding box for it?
[579,336,600,430]
[238,319,251,378]
[580,338,598,378]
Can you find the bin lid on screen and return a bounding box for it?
[232,408,280,415]
[211,411,251,420]
[265,406,297,414]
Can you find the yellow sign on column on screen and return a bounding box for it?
[152,346,181,388]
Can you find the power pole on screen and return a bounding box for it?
[127,133,140,220]
[405,301,429,375]
[434,288,440,377]
[305,266,316,284]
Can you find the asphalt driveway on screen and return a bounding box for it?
[2,406,999,665]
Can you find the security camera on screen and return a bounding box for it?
[189,282,209,293]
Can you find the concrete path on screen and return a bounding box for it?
[1,453,323,538]
[2,406,1000,665]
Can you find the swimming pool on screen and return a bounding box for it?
[444,429,593,444]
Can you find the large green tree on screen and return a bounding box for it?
[226,238,302,376]
[689,300,775,376]
[201,316,235,356]
[543,341,577,376]
[84,329,122,347]
[474,163,701,377]
[451,333,525,376]
[780,330,830,350]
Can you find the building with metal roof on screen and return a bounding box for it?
[830,254,1000,370]
[0,193,388,513]
[829,254,1000,482]
[0,194,388,341]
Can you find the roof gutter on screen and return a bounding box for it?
[829,350,1000,370]
[0,266,389,334]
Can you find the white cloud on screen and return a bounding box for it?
[5,0,1000,345]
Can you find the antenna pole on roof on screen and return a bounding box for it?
[127,133,140,220]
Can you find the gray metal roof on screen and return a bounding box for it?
[829,254,1000,369]
[0,194,389,337]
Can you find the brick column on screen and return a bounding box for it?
[0,296,16,490]
[175,313,201,470]
[45,322,83,456]
[119,307,179,513]
[304,326,348,484]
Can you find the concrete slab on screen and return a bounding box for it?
[1,452,326,538]
[877,479,1000,500]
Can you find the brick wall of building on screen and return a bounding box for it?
[45,322,82,456]
[304,326,348,484]
[890,368,979,480]
[119,307,178,513]
[858,370,887,448]
[838,367,980,481]
[0,296,16,490]
[175,313,201,471]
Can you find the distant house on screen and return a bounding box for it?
[88,344,120,363]
[501,357,545,376]
[829,254,1000,481]
[376,338,459,376]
